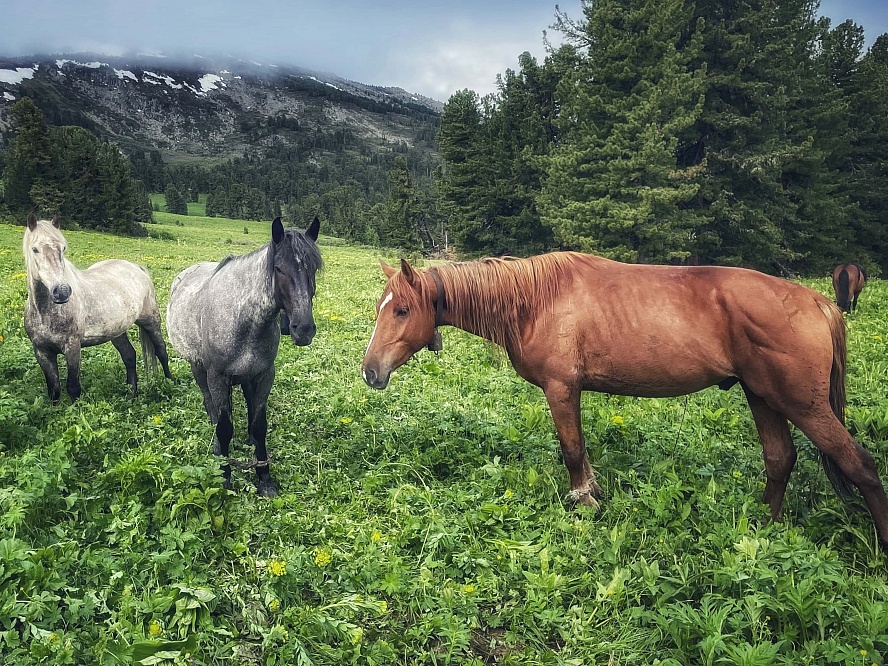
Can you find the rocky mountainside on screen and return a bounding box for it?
[0,52,442,160]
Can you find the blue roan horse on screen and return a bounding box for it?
[23,214,173,401]
[166,217,322,496]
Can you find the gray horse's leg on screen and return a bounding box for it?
[33,345,61,402]
[242,366,278,497]
[206,369,235,490]
[62,342,83,401]
[111,335,139,395]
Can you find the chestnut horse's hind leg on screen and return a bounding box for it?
[242,366,278,498]
[792,409,888,547]
[743,387,797,520]
[111,334,139,395]
[543,383,602,509]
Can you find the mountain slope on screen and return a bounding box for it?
[0,52,441,160]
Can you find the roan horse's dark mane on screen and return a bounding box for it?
[212,230,323,286]
[392,251,599,353]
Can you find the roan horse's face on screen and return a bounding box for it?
[362,259,436,390]
[24,215,72,304]
[272,216,321,346]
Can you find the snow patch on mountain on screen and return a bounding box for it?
[0,67,36,84]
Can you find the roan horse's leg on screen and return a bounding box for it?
[242,366,278,497]
[195,365,234,490]
[743,387,797,520]
[111,334,139,395]
[33,346,61,402]
[543,383,603,509]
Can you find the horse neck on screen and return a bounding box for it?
[433,261,530,354]
[233,243,279,324]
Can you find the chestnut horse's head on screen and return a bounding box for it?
[362,258,440,390]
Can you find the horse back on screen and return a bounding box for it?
[516,260,832,397]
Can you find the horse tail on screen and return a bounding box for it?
[139,325,159,374]
[816,299,856,499]
[836,268,851,312]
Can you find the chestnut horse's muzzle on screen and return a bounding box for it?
[361,365,389,390]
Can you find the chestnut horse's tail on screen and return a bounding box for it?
[816,299,856,498]
[836,268,851,312]
[139,326,159,374]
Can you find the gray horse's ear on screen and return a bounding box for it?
[400,258,419,288]
[305,216,320,242]
[271,217,284,244]
[51,214,61,229]
[27,213,37,231]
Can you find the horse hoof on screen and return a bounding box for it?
[257,479,279,498]
[566,488,601,512]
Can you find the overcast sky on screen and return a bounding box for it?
[2,1,887,102]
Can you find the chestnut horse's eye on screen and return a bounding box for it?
[395,308,409,318]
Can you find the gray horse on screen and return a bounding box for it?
[22,214,173,401]
[166,217,322,497]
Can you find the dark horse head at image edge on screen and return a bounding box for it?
[362,252,888,552]
[166,216,321,497]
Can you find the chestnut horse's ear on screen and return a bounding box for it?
[380,260,398,278]
[305,216,320,242]
[400,258,419,288]
[51,214,61,229]
[27,212,37,231]
[271,216,284,244]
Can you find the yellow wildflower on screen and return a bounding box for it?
[268,558,287,577]
[148,620,162,637]
[152,415,162,425]
[610,415,625,427]
[503,489,514,499]
[351,627,363,645]
[463,584,476,594]
[314,548,332,567]
[268,598,281,612]
[370,530,382,542]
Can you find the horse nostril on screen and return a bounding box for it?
[363,367,377,387]
[52,284,71,303]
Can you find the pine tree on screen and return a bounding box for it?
[164,184,187,215]
[379,155,421,250]
[3,98,53,214]
[541,0,707,263]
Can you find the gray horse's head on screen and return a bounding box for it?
[272,216,322,346]
[23,214,73,304]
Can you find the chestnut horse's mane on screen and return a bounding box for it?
[402,251,600,352]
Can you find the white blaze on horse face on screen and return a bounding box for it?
[367,291,393,353]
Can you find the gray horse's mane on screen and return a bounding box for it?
[211,229,323,285]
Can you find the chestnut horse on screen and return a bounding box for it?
[832,263,866,313]
[361,253,888,549]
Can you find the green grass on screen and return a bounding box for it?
[1,216,888,665]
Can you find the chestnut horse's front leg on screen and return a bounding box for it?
[543,382,602,509]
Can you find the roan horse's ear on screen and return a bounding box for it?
[380,260,398,279]
[305,216,320,242]
[271,216,284,244]
[27,212,37,231]
[51,214,61,229]
[400,258,419,288]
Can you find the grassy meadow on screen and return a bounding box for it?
[1,212,888,665]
